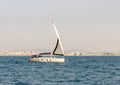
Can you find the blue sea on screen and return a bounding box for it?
[0,56,120,85]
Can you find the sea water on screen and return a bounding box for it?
[0,56,120,85]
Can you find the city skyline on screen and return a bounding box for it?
[0,0,120,52]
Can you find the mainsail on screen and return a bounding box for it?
[50,17,64,56]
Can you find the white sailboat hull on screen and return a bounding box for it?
[29,57,65,63]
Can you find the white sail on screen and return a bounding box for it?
[53,38,63,55]
[50,17,64,56]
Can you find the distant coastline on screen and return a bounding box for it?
[65,52,120,56]
[0,50,120,56]
[0,51,36,56]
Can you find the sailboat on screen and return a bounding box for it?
[29,17,65,63]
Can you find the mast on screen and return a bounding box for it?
[50,16,53,57]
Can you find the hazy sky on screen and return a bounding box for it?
[0,0,120,52]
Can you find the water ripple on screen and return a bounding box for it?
[0,56,120,85]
